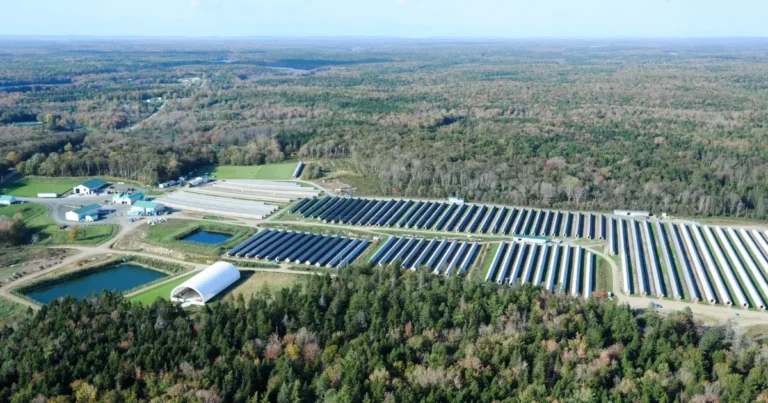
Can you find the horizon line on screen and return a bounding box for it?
[1,34,768,41]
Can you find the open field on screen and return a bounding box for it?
[0,176,81,197]
[130,271,302,305]
[137,219,254,257]
[129,272,197,305]
[217,271,301,302]
[0,203,117,245]
[199,162,299,180]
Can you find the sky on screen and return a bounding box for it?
[3,0,767,38]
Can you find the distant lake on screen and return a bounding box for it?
[24,264,166,304]
[260,66,310,73]
[181,230,232,245]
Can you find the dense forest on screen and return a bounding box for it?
[3,39,768,217]
[1,265,766,402]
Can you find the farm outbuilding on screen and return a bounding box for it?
[0,195,16,206]
[170,262,240,306]
[112,192,144,205]
[73,178,107,195]
[130,200,165,215]
[65,204,101,222]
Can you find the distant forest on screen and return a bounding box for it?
[3,39,768,218]
[2,265,766,402]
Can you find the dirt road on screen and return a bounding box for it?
[588,246,768,326]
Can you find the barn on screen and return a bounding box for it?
[0,195,16,206]
[73,178,107,195]
[170,262,240,306]
[130,200,165,215]
[65,204,101,222]
[112,192,144,205]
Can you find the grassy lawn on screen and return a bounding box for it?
[596,255,614,293]
[0,203,116,245]
[0,176,82,197]
[129,272,197,304]
[130,271,302,304]
[199,162,299,180]
[478,242,501,281]
[142,219,254,257]
[217,271,301,302]
[0,297,28,324]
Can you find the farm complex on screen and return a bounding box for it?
[10,171,768,318]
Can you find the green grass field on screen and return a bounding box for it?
[129,272,197,304]
[479,243,501,281]
[130,271,301,304]
[0,203,116,245]
[0,176,82,197]
[218,271,301,302]
[140,219,254,257]
[199,162,299,180]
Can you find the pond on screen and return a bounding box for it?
[24,264,167,304]
[181,230,232,244]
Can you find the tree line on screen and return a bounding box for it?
[0,265,765,402]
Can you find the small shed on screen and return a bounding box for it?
[130,200,165,216]
[74,178,107,195]
[0,195,16,206]
[65,204,101,221]
[170,262,240,305]
[112,192,144,205]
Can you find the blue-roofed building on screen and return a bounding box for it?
[130,200,165,216]
[112,192,144,205]
[0,195,16,206]
[65,203,101,221]
[74,178,107,195]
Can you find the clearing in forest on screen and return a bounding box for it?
[200,162,298,180]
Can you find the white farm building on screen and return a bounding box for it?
[73,178,107,195]
[0,195,16,206]
[170,262,240,306]
[65,204,101,222]
[130,200,165,215]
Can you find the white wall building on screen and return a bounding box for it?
[73,178,107,195]
[0,195,15,206]
[65,204,101,221]
[130,200,165,215]
[170,262,241,305]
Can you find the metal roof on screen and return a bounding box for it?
[71,203,101,215]
[114,192,144,201]
[79,178,106,189]
[171,262,240,304]
[0,195,15,201]
[133,200,161,209]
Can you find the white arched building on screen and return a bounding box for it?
[170,262,240,305]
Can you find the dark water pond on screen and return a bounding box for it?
[24,264,166,304]
[181,230,232,244]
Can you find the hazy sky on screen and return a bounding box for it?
[3,0,767,38]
